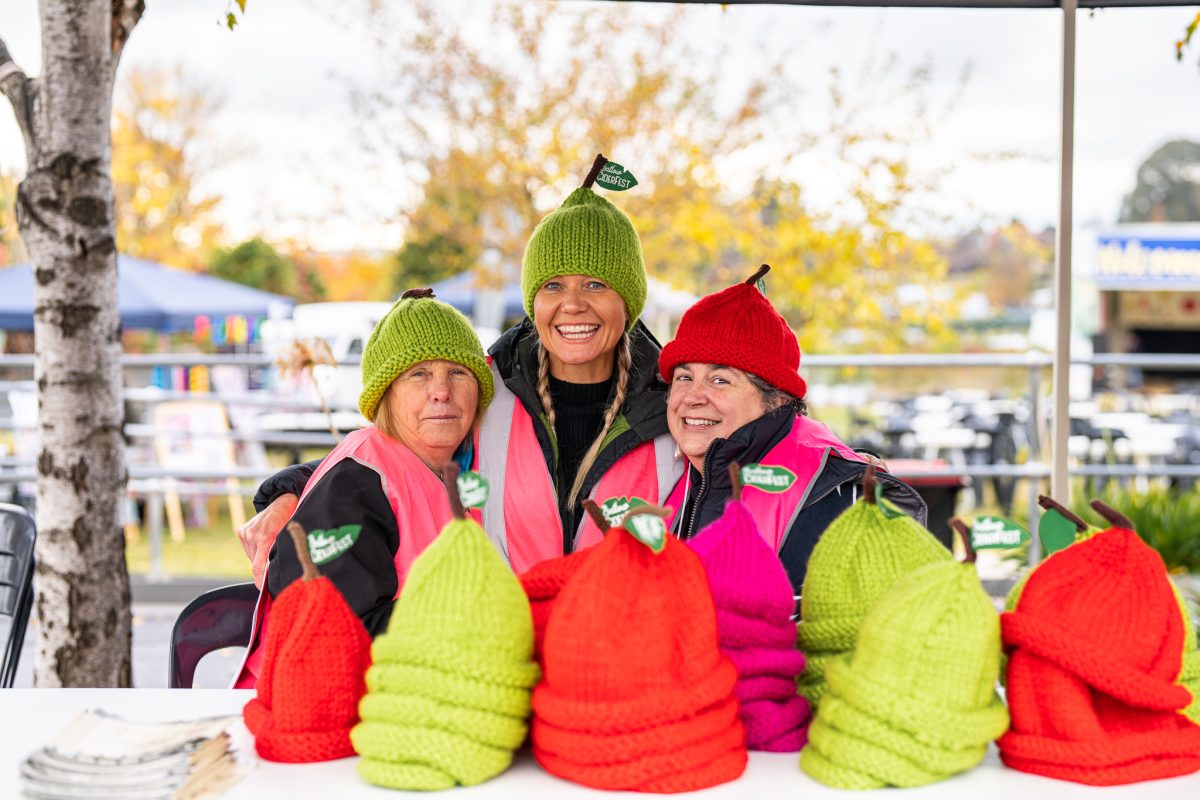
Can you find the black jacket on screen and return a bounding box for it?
[255,317,671,554]
[672,407,930,594]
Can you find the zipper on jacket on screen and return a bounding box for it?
[682,439,720,541]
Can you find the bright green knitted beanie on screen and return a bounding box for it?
[351,516,540,790]
[521,187,646,328]
[358,292,494,422]
[796,499,951,707]
[801,560,1010,789]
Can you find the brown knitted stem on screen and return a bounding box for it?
[728,462,743,503]
[442,464,467,520]
[287,521,319,582]
[624,505,672,521]
[401,287,435,299]
[744,264,771,285]
[581,499,610,532]
[1090,499,1134,530]
[950,518,976,564]
[582,154,607,189]
[1038,494,1088,532]
[862,464,877,505]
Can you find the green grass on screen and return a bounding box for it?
[125,504,255,579]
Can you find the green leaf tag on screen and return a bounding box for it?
[594,161,639,192]
[456,470,490,509]
[1039,509,1079,556]
[755,277,767,295]
[740,464,797,494]
[970,515,1031,550]
[307,524,362,565]
[623,512,667,554]
[599,496,648,528]
[872,479,908,519]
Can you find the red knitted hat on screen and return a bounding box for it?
[659,270,806,400]
[243,575,372,762]
[999,527,1200,784]
[532,525,747,792]
[518,549,592,665]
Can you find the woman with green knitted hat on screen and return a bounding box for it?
[242,155,679,575]
[233,290,494,689]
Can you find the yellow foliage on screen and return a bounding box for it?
[111,66,226,269]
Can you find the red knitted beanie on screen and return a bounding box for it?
[243,575,372,762]
[659,276,806,400]
[532,527,747,792]
[518,549,591,665]
[999,527,1200,784]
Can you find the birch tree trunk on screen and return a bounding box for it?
[0,0,143,686]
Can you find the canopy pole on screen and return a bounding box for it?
[1050,0,1077,512]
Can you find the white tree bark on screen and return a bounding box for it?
[0,0,143,686]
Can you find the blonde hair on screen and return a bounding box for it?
[535,334,633,511]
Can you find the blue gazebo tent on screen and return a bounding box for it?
[0,255,294,332]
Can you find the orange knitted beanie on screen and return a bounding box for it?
[999,526,1200,784]
[532,507,747,792]
[243,523,372,762]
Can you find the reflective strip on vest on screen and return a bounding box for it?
[665,415,865,553]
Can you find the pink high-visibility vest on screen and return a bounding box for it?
[478,369,682,573]
[665,415,865,553]
[233,426,480,688]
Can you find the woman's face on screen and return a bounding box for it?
[533,274,627,383]
[380,359,479,468]
[667,363,768,472]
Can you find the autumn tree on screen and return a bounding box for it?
[111,65,226,269]
[352,0,959,353]
[209,237,298,296]
[0,171,25,267]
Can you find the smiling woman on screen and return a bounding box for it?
[233,290,494,689]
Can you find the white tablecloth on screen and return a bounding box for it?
[3,689,1199,799]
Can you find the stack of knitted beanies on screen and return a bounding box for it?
[999,506,1200,785]
[796,474,951,707]
[801,556,1009,787]
[531,505,747,792]
[686,469,809,751]
[351,483,541,790]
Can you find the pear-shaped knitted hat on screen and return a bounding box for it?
[522,187,646,328]
[797,496,951,706]
[243,529,372,763]
[532,524,747,792]
[359,290,494,421]
[1172,582,1200,724]
[687,498,809,752]
[351,515,540,790]
[999,526,1200,785]
[801,560,1009,789]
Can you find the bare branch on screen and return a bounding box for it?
[0,36,35,148]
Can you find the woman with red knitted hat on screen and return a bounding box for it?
[658,266,928,593]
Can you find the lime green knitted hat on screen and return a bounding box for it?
[358,290,494,422]
[796,498,951,706]
[351,516,540,790]
[801,560,1010,789]
[521,187,646,328]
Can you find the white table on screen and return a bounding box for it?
[3,689,1199,799]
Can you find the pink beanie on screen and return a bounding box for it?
[688,498,810,752]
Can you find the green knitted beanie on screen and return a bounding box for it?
[801,560,1010,789]
[796,499,951,707]
[358,292,494,422]
[521,187,646,328]
[351,516,540,790]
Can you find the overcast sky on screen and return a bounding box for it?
[1,1,1198,252]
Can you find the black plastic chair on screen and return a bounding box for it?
[0,503,36,688]
[168,582,259,689]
